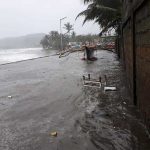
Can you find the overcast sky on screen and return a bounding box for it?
[0,0,100,39]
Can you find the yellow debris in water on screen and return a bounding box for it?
[50,132,57,137]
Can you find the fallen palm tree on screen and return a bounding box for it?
[57,45,97,60]
[57,47,84,58]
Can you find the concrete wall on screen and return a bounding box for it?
[123,19,134,98]
[135,0,150,130]
[122,0,150,131]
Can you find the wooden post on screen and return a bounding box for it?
[88,74,91,80]
[99,76,101,82]
[104,75,107,86]
[83,76,85,84]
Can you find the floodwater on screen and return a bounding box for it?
[0,48,54,65]
[0,50,149,150]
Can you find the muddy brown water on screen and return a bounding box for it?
[0,50,149,150]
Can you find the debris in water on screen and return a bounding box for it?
[122,113,126,115]
[105,113,111,117]
[50,132,57,137]
[82,74,102,88]
[123,102,127,105]
[8,96,12,98]
[104,87,116,91]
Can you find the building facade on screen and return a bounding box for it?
[121,0,150,131]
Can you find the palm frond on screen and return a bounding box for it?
[77,0,122,33]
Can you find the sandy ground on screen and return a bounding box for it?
[0,50,149,150]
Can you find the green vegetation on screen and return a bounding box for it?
[77,0,122,35]
[64,22,74,36]
[40,31,99,50]
[74,34,99,43]
[40,0,123,51]
[40,21,100,50]
[40,31,69,50]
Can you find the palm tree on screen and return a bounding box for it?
[49,31,60,49]
[77,0,122,35]
[64,22,74,36]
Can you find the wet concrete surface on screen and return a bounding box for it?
[0,50,150,150]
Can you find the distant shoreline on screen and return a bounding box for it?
[0,47,42,50]
[0,55,51,66]
[0,48,56,65]
[0,33,45,50]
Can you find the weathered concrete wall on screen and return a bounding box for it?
[135,0,150,130]
[122,0,150,131]
[123,19,134,98]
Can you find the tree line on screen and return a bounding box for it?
[41,0,122,50]
[40,22,99,50]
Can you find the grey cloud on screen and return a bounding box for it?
[0,0,99,38]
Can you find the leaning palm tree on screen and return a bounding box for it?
[76,0,122,35]
[64,22,74,36]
